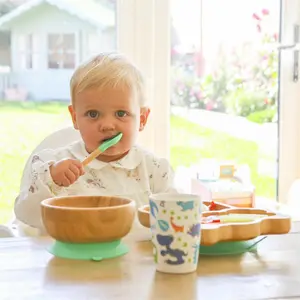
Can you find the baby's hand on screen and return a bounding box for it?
[50,159,85,187]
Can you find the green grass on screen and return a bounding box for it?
[0,101,69,223]
[0,101,276,223]
[170,117,276,200]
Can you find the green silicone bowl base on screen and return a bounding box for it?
[199,237,267,256]
[48,239,129,261]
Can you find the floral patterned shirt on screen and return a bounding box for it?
[15,141,176,234]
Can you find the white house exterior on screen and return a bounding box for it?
[0,0,116,100]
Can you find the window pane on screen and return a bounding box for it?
[26,53,32,69]
[48,34,75,68]
[26,34,33,52]
[17,34,34,69]
[62,53,75,69]
[48,34,62,52]
[18,34,33,51]
[19,52,32,70]
[63,34,75,51]
[19,53,26,69]
[18,35,26,52]
[48,53,61,69]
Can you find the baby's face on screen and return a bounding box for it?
[69,86,149,162]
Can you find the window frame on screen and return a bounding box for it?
[116,0,171,159]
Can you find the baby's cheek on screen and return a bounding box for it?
[81,123,96,136]
[81,129,97,148]
[127,125,139,139]
[119,131,134,148]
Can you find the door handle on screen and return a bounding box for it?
[277,44,297,50]
[293,25,299,82]
[278,25,300,82]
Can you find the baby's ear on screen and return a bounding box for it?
[68,105,79,130]
[139,107,150,131]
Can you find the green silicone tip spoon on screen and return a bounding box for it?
[82,132,123,166]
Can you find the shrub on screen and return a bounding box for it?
[247,109,276,124]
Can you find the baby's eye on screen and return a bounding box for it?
[115,110,128,118]
[87,110,99,119]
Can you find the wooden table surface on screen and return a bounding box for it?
[1,222,300,300]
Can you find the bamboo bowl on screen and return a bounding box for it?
[41,195,136,243]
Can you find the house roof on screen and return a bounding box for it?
[0,0,115,29]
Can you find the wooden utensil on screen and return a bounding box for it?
[82,132,123,166]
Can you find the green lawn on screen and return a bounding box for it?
[0,101,276,223]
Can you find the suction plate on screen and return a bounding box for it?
[199,236,267,256]
[48,239,129,261]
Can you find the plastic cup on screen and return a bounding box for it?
[149,193,202,274]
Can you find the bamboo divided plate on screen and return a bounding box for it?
[138,202,291,246]
[201,208,291,245]
[137,200,233,229]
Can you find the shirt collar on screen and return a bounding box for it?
[69,140,143,170]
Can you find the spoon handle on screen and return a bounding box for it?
[81,133,123,167]
[82,148,102,167]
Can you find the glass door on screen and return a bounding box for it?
[278,0,300,215]
[0,0,118,224]
[170,0,300,208]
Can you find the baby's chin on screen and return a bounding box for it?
[98,148,129,162]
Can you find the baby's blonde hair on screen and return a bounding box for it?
[70,52,146,106]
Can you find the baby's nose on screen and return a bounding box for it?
[98,116,115,131]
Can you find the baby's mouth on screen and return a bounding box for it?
[101,134,119,143]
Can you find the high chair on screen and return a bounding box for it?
[17,125,80,201]
[0,126,81,238]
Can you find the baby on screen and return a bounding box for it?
[14,53,177,234]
